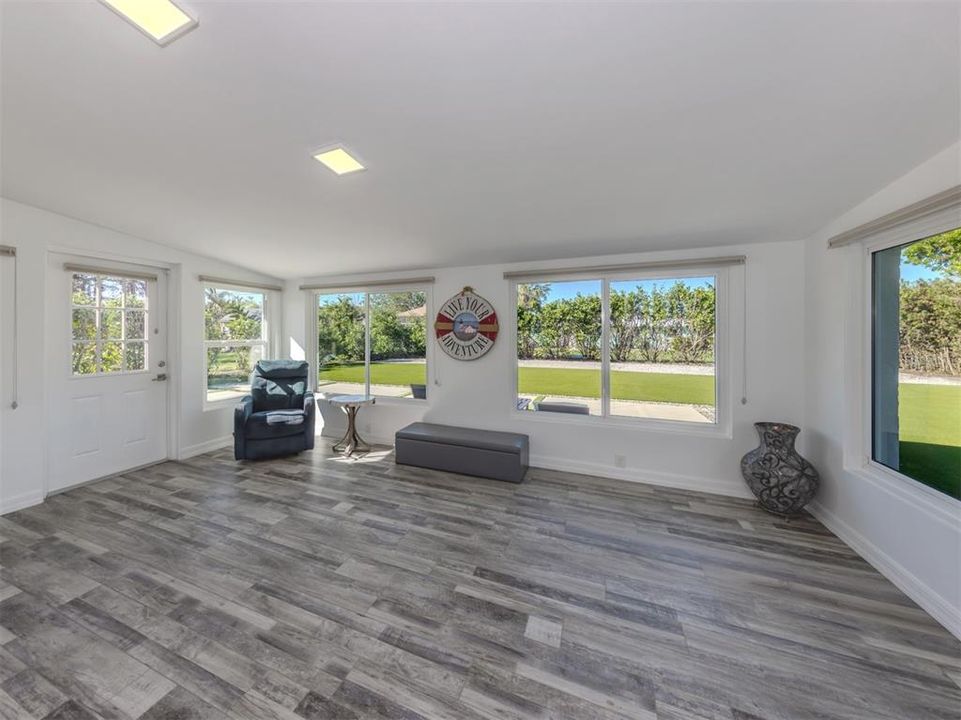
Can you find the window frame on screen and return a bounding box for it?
[509,263,730,436]
[309,283,432,404]
[857,223,961,505]
[69,272,151,378]
[202,282,271,409]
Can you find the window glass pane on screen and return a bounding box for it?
[204,288,265,342]
[72,273,97,306]
[100,309,123,340]
[369,291,428,398]
[124,342,146,372]
[610,277,716,423]
[206,344,264,401]
[72,309,97,341]
[101,342,123,373]
[72,342,97,375]
[516,280,602,415]
[124,279,147,308]
[317,293,367,395]
[100,277,123,307]
[872,228,961,499]
[125,310,145,340]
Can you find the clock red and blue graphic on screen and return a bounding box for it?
[434,287,498,360]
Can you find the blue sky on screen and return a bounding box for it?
[534,277,715,302]
[900,260,940,283]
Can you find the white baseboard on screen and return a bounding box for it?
[808,499,961,640]
[179,435,232,460]
[318,426,396,448]
[0,489,45,515]
[528,453,754,500]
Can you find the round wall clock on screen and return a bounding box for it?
[434,287,499,360]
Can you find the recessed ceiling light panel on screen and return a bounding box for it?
[99,0,198,46]
[313,147,366,175]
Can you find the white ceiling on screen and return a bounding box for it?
[2,1,958,279]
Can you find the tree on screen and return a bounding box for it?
[517,283,550,359]
[902,228,961,278]
[900,278,961,375]
[637,287,669,363]
[609,289,643,362]
[665,282,716,363]
[567,294,601,360]
[317,296,365,363]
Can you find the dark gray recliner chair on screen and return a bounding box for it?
[234,360,315,460]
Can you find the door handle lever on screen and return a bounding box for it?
[152,373,168,382]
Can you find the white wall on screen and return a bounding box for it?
[802,142,961,638]
[288,239,807,498]
[0,198,282,513]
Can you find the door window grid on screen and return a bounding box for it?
[71,273,148,376]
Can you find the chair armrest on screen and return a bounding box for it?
[235,395,254,425]
[233,395,253,460]
[303,391,316,450]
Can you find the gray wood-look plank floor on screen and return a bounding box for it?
[0,445,958,720]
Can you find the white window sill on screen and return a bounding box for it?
[844,457,960,523]
[203,395,247,412]
[509,408,731,439]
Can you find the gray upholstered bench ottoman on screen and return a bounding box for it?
[394,422,529,483]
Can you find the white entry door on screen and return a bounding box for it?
[47,256,169,493]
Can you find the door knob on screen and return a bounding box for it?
[152,373,168,382]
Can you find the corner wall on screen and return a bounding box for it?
[802,143,961,637]
[288,239,807,499]
[0,198,282,513]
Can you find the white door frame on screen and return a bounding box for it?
[43,248,182,496]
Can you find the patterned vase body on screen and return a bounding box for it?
[741,422,819,515]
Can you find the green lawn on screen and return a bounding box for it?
[520,367,715,405]
[898,383,960,499]
[319,362,715,404]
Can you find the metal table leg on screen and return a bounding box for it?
[332,404,371,456]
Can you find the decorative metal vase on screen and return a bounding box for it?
[741,422,819,516]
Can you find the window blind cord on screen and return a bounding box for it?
[741,266,747,406]
[0,250,20,410]
[12,253,17,409]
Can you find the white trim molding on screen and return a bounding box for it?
[808,498,961,639]
[528,454,753,500]
[0,489,45,515]
[179,435,232,460]
[828,185,961,248]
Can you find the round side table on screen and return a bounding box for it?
[327,394,376,456]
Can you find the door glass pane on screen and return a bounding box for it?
[609,276,716,424]
[516,280,602,415]
[100,309,122,340]
[101,342,123,373]
[124,279,147,308]
[72,309,97,341]
[317,293,367,395]
[125,310,145,340]
[124,342,146,372]
[872,228,961,499]
[369,291,428,398]
[72,274,97,305]
[72,342,97,375]
[100,277,123,306]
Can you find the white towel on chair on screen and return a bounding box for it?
[265,410,305,426]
